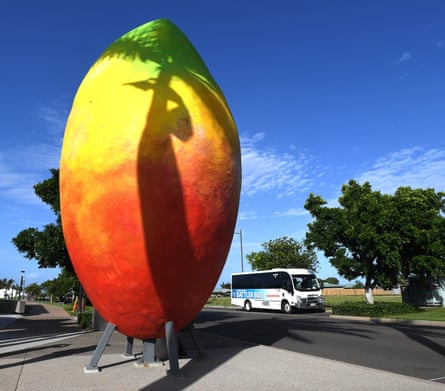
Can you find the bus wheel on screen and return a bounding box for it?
[282,301,293,314]
[244,300,252,312]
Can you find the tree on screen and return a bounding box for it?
[0,278,18,298]
[246,236,319,272]
[0,278,14,289]
[25,282,42,298]
[323,277,339,285]
[11,169,74,274]
[393,187,445,284]
[220,282,231,289]
[304,180,401,304]
[40,270,78,301]
[304,180,445,304]
[352,280,364,289]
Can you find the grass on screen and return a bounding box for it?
[385,307,445,321]
[206,296,234,307]
[37,296,445,322]
[205,295,445,322]
[325,295,444,321]
[324,295,402,307]
[205,295,403,308]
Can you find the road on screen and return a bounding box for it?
[194,308,445,383]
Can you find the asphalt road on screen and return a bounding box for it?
[194,308,445,383]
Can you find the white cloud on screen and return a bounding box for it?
[436,41,445,48]
[0,103,66,205]
[37,102,68,136]
[239,210,257,220]
[7,142,61,171]
[248,132,265,143]
[272,207,308,218]
[0,155,42,204]
[356,147,445,194]
[240,133,314,198]
[397,51,412,63]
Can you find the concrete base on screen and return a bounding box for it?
[15,300,26,314]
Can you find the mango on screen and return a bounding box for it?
[60,19,241,339]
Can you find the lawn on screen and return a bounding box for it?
[324,295,402,307]
[205,295,445,322]
[206,296,234,307]
[386,307,445,321]
[205,295,403,308]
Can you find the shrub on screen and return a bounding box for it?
[331,302,423,317]
[77,311,93,329]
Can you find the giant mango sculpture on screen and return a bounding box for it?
[60,19,241,339]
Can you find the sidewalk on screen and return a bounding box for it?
[0,303,444,390]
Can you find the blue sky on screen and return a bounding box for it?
[1,1,445,288]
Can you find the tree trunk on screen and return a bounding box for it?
[365,288,374,304]
[364,278,374,304]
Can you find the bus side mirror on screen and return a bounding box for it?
[318,279,324,289]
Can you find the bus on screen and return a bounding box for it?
[231,268,324,313]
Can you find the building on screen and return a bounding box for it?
[401,277,445,307]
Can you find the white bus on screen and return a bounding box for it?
[231,268,324,313]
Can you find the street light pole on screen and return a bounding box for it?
[19,270,25,300]
[234,229,244,272]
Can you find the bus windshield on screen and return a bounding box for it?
[292,274,320,291]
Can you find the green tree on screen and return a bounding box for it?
[220,282,231,289]
[324,277,339,285]
[304,180,401,304]
[41,270,78,301]
[304,180,445,304]
[25,282,42,298]
[0,278,14,289]
[393,187,445,284]
[246,236,319,272]
[352,280,364,289]
[0,278,18,299]
[11,169,74,274]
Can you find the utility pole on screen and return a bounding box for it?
[19,270,25,300]
[234,230,244,272]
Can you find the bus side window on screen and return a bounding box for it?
[282,279,293,293]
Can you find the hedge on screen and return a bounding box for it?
[77,311,93,329]
[331,302,423,317]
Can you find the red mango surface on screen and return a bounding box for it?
[59,19,241,339]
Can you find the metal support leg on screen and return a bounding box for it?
[165,320,185,377]
[185,323,207,358]
[135,338,162,367]
[84,322,116,373]
[142,339,156,363]
[123,336,134,357]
